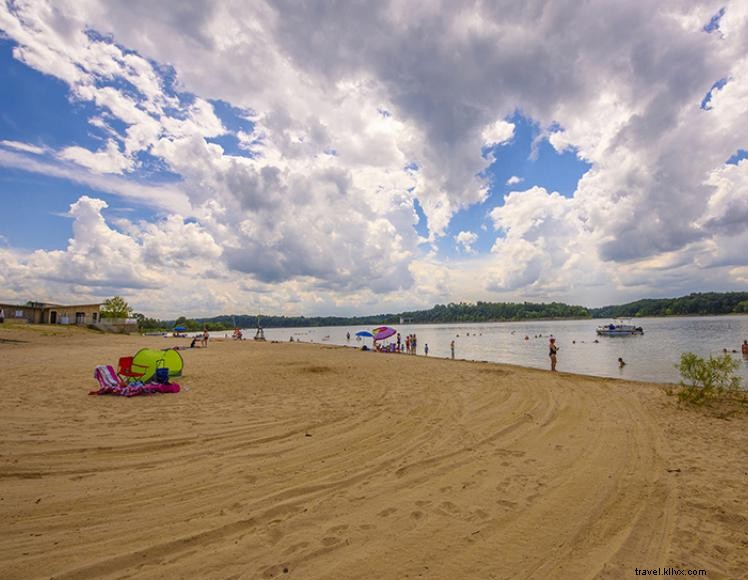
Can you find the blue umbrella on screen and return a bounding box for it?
[355,330,373,337]
[174,326,186,331]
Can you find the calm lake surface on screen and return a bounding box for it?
[232,315,748,385]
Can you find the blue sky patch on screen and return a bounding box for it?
[0,166,157,251]
[435,113,590,258]
[0,40,107,150]
[726,149,747,165]
[704,7,726,33]
[412,197,429,239]
[701,77,728,110]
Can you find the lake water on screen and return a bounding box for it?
[224,315,748,385]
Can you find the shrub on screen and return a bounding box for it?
[676,352,742,405]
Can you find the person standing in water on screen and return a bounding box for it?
[450,340,455,359]
[549,337,558,371]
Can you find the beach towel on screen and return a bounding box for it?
[93,365,124,389]
[90,364,181,397]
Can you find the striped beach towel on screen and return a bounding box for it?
[90,365,180,397]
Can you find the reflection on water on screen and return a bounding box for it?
[248,315,748,385]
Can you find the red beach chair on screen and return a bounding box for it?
[117,356,149,384]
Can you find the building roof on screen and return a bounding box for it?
[0,301,103,309]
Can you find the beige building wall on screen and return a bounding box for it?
[0,302,102,325]
[43,304,102,325]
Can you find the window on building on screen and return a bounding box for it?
[15,310,23,318]
[92,312,98,322]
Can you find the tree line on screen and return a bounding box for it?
[589,292,748,318]
[120,291,748,331]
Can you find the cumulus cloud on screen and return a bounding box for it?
[59,140,135,174]
[454,230,478,253]
[506,175,523,185]
[481,120,515,146]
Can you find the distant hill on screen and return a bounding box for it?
[589,292,748,318]
[153,291,747,331]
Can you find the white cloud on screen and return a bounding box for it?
[0,148,191,214]
[59,139,135,174]
[506,175,523,185]
[481,119,516,147]
[454,230,478,253]
[0,140,46,154]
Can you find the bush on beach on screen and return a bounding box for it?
[675,352,744,406]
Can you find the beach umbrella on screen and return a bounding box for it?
[373,327,397,341]
[174,326,186,331]
[355,330,373,337]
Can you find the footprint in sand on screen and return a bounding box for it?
[328,524,349,534]
[415,500,432,507]
[439,501,460,515]
[321,536,340,546]
[410,510,425,520]
[261,563,289,578]
[496,499,517,509]
[283,541,310,555]
[472,509,490,521]
[378,507,397,517]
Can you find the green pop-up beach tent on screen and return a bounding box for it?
[131,348,184,382]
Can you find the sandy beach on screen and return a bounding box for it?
[0,325,746,579]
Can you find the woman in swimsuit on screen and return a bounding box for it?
[549,337,558,372]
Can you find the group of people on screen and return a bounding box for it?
[369,332,423,355]
[190,329,210,348]
[403,333,418,354]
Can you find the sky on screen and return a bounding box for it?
[1,1,747,319]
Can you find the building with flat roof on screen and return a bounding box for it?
[0,301,102,325]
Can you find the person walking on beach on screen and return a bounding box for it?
[202,328,210,348]
[450,340,455,359]
[549,337,558,371]
[424,343,429,356]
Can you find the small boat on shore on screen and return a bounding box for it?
[596,320,644,336]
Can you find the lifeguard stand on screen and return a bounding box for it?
[254,314,266,341]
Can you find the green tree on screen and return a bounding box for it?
[676,352,742,405]
[101,296,133,319]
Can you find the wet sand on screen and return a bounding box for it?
[1,324,746,579]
